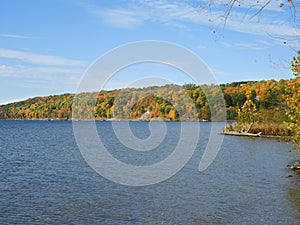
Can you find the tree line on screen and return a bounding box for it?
[0,78,295,123]
[1,69,299,148]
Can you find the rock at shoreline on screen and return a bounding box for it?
[290,161,300,174]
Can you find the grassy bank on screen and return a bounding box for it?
[224,122,293,138]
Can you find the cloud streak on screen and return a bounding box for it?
[82,2,147,28]
[89,0,300,38]
[0,64,83,79]
[0,48,87,67]
[0,34,34,39]
[202,0,286,12]
[220,39,274,50]
[101,8,146,28]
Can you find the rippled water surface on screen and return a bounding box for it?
[0,120,300,224]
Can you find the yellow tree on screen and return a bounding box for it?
[168,109,177,121]
[237,99,257,124]
[287,51,300,147]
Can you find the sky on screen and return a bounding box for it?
[0,0,299,105]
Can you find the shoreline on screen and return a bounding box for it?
[0,119,294,141]
[222,130,292,141]
[0,118,212,122]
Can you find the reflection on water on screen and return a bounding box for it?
[287,175,300,221]
[0,120,300,224]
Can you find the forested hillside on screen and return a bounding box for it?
[0,79,294,122]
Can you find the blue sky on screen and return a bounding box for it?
[0,0,299,104]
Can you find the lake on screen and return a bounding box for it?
[0,120,300,224]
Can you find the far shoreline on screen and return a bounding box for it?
[1,119,294,140]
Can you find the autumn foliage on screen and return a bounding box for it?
[287,51,300,146]
[0,78,295,124]
[0,79,299,123]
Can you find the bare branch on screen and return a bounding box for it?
[221,0,237,33]
[250,0,271,20]
[201,0,300,41]
[289,0,297,22]
[267,32,300,42]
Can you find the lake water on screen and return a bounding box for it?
[0,120,300,224]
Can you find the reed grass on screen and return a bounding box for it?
[224,122,293,137]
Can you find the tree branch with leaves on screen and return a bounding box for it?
[286,51,300,147]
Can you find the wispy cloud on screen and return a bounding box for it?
[0,48,87,67]
[82,2,147,28]
[202,0,286,12]
[86,0,300,38]
[220,39,274,50]
[143,0,299,37]
[221,11,300,37]
[0,34,33,39]
[0,64,83,79]
[101,8,146,28]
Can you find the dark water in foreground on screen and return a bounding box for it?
[0,121,300,224]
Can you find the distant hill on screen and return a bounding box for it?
[0,79,292,122]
